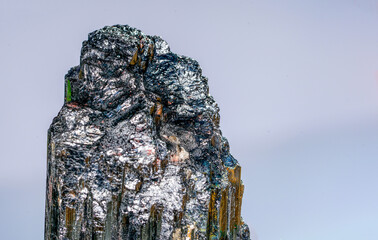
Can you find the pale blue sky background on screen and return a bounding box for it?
[1,0,378,239]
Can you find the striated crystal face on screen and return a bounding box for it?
[45,25,250,240]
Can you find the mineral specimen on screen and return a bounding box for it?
[45,25,250,240]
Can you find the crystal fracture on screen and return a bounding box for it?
[45,25,250,240]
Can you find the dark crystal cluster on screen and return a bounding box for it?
[45,25,250,240]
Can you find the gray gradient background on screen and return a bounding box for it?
[1,0,378,239]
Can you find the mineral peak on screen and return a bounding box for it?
[45,25,250,240]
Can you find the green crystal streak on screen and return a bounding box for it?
[66,79,72,102]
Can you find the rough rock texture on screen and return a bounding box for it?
[45,25,250,240]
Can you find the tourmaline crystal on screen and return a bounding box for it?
[45,25,250,240]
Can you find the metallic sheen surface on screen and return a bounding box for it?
[45,25,250,240]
